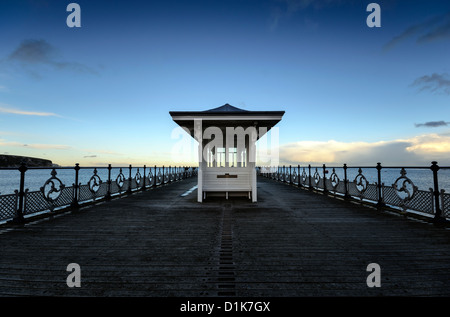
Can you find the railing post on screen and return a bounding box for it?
[343,163,350,199]
[431,161,444,222]
[376,162,384,208]
[105,164,112,200]
[297,165,301,188]
[127,164,132,194]
[289,165,292,185]
[13,162,27,223]
[169,165,172,184]
[308,164,312,189]
[154,165,157,188]
[142,165,146,190]
[162,165,165,185]
[323,164,328,194]
[71,163,80,208]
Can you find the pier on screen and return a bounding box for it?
[0,174,449,297]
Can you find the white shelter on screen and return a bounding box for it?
[170,104,284,202]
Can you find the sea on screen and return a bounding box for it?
[1,165,450,196]
[0,167,154,195]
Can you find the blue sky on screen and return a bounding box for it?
[0,0,449,167]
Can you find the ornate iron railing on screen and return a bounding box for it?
[258,161,449,222]
[0,164,198,224]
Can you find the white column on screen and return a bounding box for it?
[251,161,257,202]
[250,129,257,202]
[194,118,203,203]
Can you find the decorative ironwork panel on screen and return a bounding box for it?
[406,189,434,215]
[78,184,96,202]
[324,178,333,192]
[96,182,108,198]
[110,181,121,195]
[300,169,308,186]
[24,186,73,214]
[363,183,378,201]
[40,169,65,203]
[0,193,18,221]
[441,191,450,218]
[383,186,433,215]
[329,168,340,193]
[135,169,142,188]
[353,168,368,195]
[156,169,162,185]
[130,178,138,190]
[120,179,130,192]
[313,168,320,188]
[115,169,126,190]
[382,185,403,206]
[292,170,298,185]
[392,168,418,211]
[334,181,347,195]
[147,171,154,187]
[348,182,361,197]
[88,169,102,195]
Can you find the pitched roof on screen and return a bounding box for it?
[169,103,284,117]
[203,103,248,113]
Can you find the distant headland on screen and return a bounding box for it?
[0,155,57,168]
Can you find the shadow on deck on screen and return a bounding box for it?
[0,176,449,297]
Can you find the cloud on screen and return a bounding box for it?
[0,139,71,150]
[83,155,97,158]
[22,143,71,150]
[415,121,449,128]
[7,39,97,75]
[276,133,450,166]
[417,20,450,43]
[384,12,450,50]
[0,104,59,117]
[410,73,450,94]
[268,0,346,31]
[83,149,124,156]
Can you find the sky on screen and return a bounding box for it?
[0,0,449,167]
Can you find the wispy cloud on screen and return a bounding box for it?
[0,104,59,117]
[6,39,98,76]
[268,0,346,31]
[83,149,124,156]
[410,73,450,95]
[415,121,450,128]
[384,12,450,50]
[22,143,71,150]
[0,139,71,150]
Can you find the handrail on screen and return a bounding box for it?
[258,161,449,223]
[0,163,198,224]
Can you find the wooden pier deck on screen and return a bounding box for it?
[0,176,449,297]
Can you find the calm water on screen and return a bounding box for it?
[1,166,450,195]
